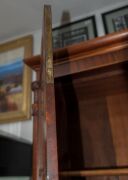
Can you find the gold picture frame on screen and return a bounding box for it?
[0,35,33,123]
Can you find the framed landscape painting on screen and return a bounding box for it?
[0,35,33,123]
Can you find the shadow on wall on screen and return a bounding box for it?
[61,10,71,25]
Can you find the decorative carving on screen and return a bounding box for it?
[31,81,40,116]
[32,104,39,116]
[31,81,40,91]
[46,57,54,83]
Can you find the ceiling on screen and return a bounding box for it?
[0,0,126,42]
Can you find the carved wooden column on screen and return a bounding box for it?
[32,80,44,180]
[31,5,58,180]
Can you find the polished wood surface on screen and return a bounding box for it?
[60,168,128,177]
[31,5,58,180]
[43,6,58,180]
[54,66,128,180]
[24,29,128,77]
[24,29,128,180]
[107,93,128,166]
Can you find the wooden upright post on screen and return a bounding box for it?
[32,5,58,180]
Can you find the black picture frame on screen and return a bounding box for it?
[102,5,128,34]
[52,16,97,49]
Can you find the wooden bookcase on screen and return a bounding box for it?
[24,29,128,180]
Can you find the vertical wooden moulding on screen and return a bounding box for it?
[31,71,41,180]
[31,79,39,179]
[32,70,46,180]
[31,5,59,180]
[43,5,59,180]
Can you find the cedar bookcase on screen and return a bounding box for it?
[24,29,128,180]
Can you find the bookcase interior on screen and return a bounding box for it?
[55,62,128,180]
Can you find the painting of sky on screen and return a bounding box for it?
[0,57,23,112]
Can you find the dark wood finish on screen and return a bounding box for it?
[24,29,128,180]
[31,79,42,180]
[24,29,128,77]
[60,168,128,176]
[43,5,58,180]
[31,5,58,180]
[107,93,128,166]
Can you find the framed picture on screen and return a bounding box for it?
[102,6,128,34]
[0,35,33,123]
[52,16,97,49]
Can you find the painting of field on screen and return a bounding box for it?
[0,58,23,112]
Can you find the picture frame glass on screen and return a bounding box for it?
[53,16,97,49]
[0,48,24,112]
[102,6,128,34]
[0,36,32,123]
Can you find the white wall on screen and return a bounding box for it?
[0,0,127,141]
[19,30,42,141]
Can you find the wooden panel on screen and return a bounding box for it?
[60,169,128,177]
[107,93,128,166]
[60,176,128,180]
[24,30,128,79]
[55,77,84,171]
[87,176,116,180]
[55,63,128,101]
[55,79,118,169]
[24,48,128,78]
[55,71,128,172]
[79,97,116,169]
[55,81,69,171]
